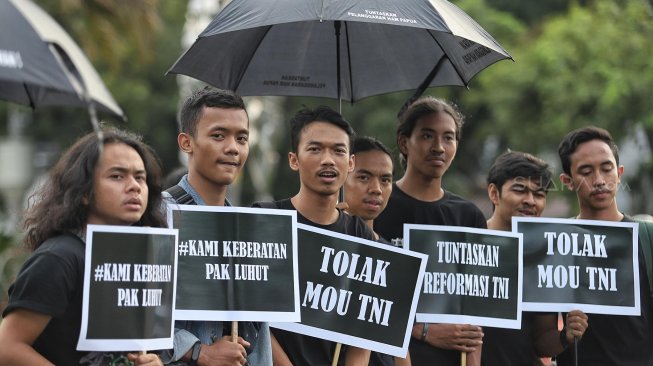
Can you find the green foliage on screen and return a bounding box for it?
[468,0,653,151]
[455,0,527,46]
[483,0,572,25]
[457,0,653,215]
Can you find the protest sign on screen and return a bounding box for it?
[271,223,428,357]
[404,224,522,329]
[168,204,299,322]
[513,217,640,315]
[78,225,178,351]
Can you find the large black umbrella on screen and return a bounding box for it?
[0,0,124,121]
[168,0,512,110]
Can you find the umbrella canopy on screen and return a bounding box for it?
[169,0,512,104]
[0,0,124,118]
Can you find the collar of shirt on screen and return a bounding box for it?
[177,174,232,206]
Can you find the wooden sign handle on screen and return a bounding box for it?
[232,321,238,342]
[332,342,342,366]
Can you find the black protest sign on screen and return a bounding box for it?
[78,225,178,352]
[168,205,299,322]
[271,224,428,357]
[513,217,640,315]
[404,224,522,329]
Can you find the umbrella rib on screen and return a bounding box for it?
[320,0,325,21]
[234,26,273,92]
[427,29,467,87]
[23,84,36,109]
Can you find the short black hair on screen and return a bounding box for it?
[179,86,247,135]
[289,105,355,152]
[351,136,392,161]
[558,126,619,175]
[487,151,553,191]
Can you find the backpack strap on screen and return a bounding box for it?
[637,220,653,295]
[165,184,195,205]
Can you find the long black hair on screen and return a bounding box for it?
[23,127,166,250]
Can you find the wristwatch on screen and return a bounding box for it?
[189,341,201,366]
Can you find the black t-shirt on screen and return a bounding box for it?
[253,198,376,366]
[254,198,376,241]
[373,184,487,366]
[3,234,88,365]
[374,184,487,246]
[556,216,653,366]
[481,312,542,366]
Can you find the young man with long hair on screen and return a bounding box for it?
[0,127,166,365]
[374,96,484,366]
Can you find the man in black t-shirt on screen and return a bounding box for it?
[0,128,166,366]
[481,151,587,366]
[343,136,407,366]
[551,126,653,365]
[374,96,484,366]
[344,137,394,243]
[254,106,373,366]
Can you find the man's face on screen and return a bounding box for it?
[489,177,547,225]
[289,121,353,197]
[344,150,393,221]
[87,143,148,226]
[562,139,623,213]
[399,112,457,180]
[181,106,249,187]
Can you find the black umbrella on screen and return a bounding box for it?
[168,0,512,112]
[0,0,124,123]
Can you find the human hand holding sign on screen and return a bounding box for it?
[413,323,483,351]
[195,336,249,366]
[564,310,588,343]
[127,352,163,366]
